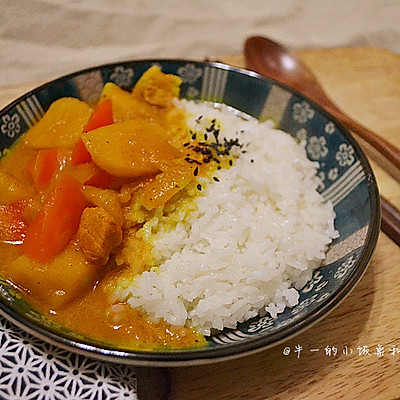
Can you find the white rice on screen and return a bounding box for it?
[113,101,338,336]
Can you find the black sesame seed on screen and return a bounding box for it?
[217,165,221,170]
[206,124,215,133]
[183,142,190,147]
[197,184,202,191]
[192,133,197,140]
[213,177,220,182]
[204,133,208,140]
[229,159,233,166]
[185,157,202,165]
[251,159,254,163]
[194,167,199,176]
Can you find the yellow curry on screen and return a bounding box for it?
[0,66,222,350]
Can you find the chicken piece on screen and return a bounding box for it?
[77,207,123,265]
[82,186,124,225]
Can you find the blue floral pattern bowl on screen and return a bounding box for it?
[0,60,380,366]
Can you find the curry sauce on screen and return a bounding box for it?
[0,66,211,350]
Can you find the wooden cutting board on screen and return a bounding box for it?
[1,47,400,399]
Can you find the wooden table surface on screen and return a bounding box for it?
[1,47,400,399]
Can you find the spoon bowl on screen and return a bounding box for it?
[244,36,328,103]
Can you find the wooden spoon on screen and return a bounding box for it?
[244,35,400,245]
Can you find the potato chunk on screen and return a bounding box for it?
[132,66,181,107]
[82,120,182,177]
[99,82,146,123]
[138,159,196,210]
[0,173,34,204]
[24,98,91,149]
[7,242,99,309]
[77,207,123,265]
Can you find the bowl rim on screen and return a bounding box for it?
[0,58,381,367]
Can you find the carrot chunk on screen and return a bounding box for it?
[84,98,113,132]
[26,149,61,192]
[23,175,88,263]
[71,99,113,165]
[71,139,92,165]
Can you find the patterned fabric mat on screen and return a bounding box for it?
[0,316,139,400]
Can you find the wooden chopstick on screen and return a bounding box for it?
[381,196,400,245]
[349,133,400,245]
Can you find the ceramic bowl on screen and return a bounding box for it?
[0,60,380,366]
